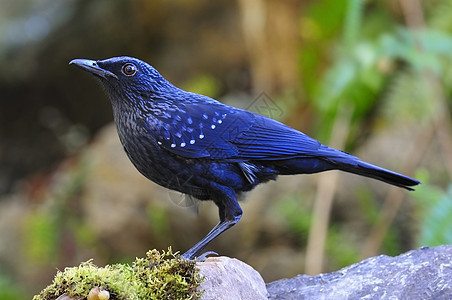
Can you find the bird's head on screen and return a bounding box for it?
[69,56,173,108]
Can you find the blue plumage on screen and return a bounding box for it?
[70,56,420,259]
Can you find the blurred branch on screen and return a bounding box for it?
[305,106,353,275]
[237,0,270,92]
[361,124,434,258]
[237,0,301,93]
[399,0,424,29]
[305,0,363,274]
[431,74,452,178]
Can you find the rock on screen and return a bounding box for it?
[267,245,452,299]
[198,256,268,300]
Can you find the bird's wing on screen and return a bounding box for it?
[230,114,328,160]
[143,97,338,161]
[142,99,250,159]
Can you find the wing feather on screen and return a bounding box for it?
[142,96,331,161]
[231,115,324,160]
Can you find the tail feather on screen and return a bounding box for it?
[270,145,420,190]
[335,160,420,191]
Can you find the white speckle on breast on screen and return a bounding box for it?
[190,139,195,144]
[199,134,204,139]
[181,142,186,147]
[203,114,208,120]
[211,125,216,129]
[170,143,176,148]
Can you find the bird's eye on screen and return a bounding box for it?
[122,63,137,76]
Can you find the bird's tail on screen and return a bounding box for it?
[334,159,420,191]
[272,146,420,190]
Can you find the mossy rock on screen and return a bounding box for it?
[33,248,203,300]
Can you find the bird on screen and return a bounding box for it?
[69,56,420,260]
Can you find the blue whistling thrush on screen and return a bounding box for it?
[70,56,420,260]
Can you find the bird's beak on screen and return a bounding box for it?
[69,59,118,79]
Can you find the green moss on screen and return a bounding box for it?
[33,248,203,300]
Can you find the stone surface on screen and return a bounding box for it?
[197,256,268,300]
[267,245,452,299]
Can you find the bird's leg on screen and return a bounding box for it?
[182,191,242,260]
[181,219,238,260]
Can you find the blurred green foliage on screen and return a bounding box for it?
[23,212,59,264]
[326,225,360,268]
[0,271,26,300]
[419,185,452,245]
[181,74,221,99]
[276,193,312,242]
[413,170,452,246]
[23,156,90,265]
[147,203,172,242]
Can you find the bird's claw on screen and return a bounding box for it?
[196,251,219,262]
[182,250,218,261]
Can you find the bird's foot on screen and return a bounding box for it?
[182,250,218,262]
[196,251,218,261]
